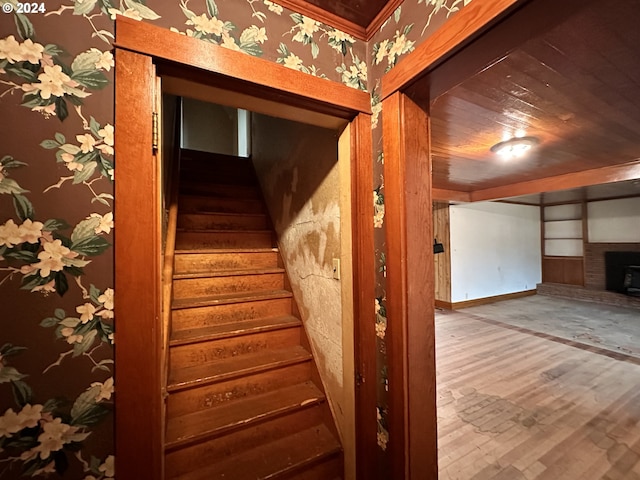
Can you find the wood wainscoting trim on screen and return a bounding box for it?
[437,289,537,310]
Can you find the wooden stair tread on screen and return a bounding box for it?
[173,267,285,280]
[165,382,325,449]
[172,424,341,480]
[170,315,301,346]
[179,211,266,218]
[172,290,293,309]
[167,344,311,391]
[176,228,271,234]
[175,248,278,255]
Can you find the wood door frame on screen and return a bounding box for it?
[378,0,534,477]
[114,17,374,480]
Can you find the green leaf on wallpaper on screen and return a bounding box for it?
[74,0,98,15]
[43,218,70,231]
[1,155,27,168]
[72,50,102,72]
[73,402,109,427]
[71,217,101,243]
[44,44,65,57]
[55,132,66,144]
[55,271,69,296]
[56,97,69,121]
[123,0,160,20]
[0,343,27,357]
[311,42,319,59]
[394,6,402,23]
[72,70,109,89]
[72,236,110,256]
[73,161,97,184]
[0,178,28,195]
[73,329,98,357]
[40,139,60,149]
[0,366,26,384]
[92,193,113,206]
[64,257,91,269]
[4,66,37,82]
[4,249,37,262]
[13,193,34,221]
[205,0,218,17]
[239,42,262,57]
[11,379,33,407]
[89,117,101,137]
[55,308,66,319]
[93,359,113,373]
[71,384,100,420]
[40,317,60,328]
[90,284,102,304]
[14,13,35,40]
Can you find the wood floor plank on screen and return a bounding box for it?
[436,303,640,479]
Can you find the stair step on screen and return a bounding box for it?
[171,424,341,480]
[180,150,253,169]
[179,195,264,214]
[167,359,312,418]
[171,315,302,346]
[165,382,325,450]
[181,176,257,188]
[165,405,327,479]
[174,249,280,274]
[175,229,274,249]
[169,324,301,370]
[172,289,292,310]
[180,181,260,196]
[177,212,268,231]
[172,269,285,300]
[168,345,311,392]
[173,267,285,280]
[172,296,293,332]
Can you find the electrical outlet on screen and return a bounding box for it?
[332,258,340,280]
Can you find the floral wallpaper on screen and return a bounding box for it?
[0,0,469,477]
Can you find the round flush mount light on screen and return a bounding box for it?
[490,136,539,159]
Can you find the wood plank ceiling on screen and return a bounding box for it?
[427,0,640,203]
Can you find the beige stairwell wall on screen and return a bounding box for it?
[250,113,354,477]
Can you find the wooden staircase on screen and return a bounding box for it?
[163,150,343,480]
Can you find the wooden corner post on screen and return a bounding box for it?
[382,92,437,479]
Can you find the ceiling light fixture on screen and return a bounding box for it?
[490,136,539,159]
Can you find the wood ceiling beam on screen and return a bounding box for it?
[470,161,640,202]
[432,188,471,203]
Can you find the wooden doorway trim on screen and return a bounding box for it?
[114,18,374,480]
[382,92,435,479]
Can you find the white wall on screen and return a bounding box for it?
[588,197,640,243]
[181,97,238,155]
[450,202,541,302]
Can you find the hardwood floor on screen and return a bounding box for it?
[436,308,640,479]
